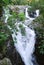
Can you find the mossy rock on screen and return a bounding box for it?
[0,58,12,65]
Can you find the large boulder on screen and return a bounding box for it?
[0,58,12,65]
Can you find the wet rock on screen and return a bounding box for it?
[28,11,36,18]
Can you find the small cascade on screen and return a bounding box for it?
[3,8,11,23]
[25,8,39,25]
[25,8,29,19]
[4,7,38,65]
[25,8,35,25]
[36,10,39,17]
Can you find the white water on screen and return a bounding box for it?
[36,10,39,17]
[25,8,39,25]
[4,7,39,65]
[15,25,35,65]
[3,7,11,23]
[25,8,35,20]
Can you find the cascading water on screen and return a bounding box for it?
[36,10,39,17]
[25,8,39,25]
[4,7,39,65]
[25,8,29,19]
[14,25,36,65]
[3,7,11,23]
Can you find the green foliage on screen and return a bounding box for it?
[10,11,18,18]
[0,22,11,34]
[39,6,44,17]
[3,0,10,5]
[19,24,26,36]
[28,0,44,16]
[33,15,44,54]
[0,32,8,46]
[9,12,25,21]
[1,0,12,5]
[11,0,28,5]
[7,16,16,28]
[0,22,9,46]
[18,12,25,21]
[7,15,18,34]
[30,0,44,6]
[0,22,14,52]
[36,27,44,54]
[0,0,44,6]
[39,0,44,5]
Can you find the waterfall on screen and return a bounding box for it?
[14,25,36,65]
[25,8,29,19]
[25,8,35,25]
[4,7,39,65]
[25,8,39,26]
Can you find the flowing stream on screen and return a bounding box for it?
[4,7,39,65]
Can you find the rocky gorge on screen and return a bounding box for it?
[0,5,44,65]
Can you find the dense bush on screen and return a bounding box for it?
[19,24,26,36]
[11,0,28,5]
[0,22,14,53]
[0,32,9,46]
[18,12,25,21]
[11,12,18,18]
